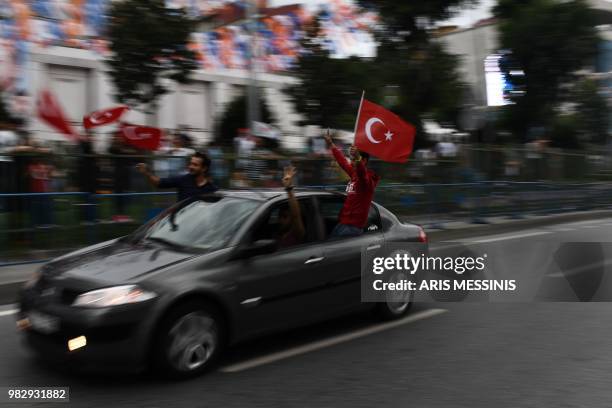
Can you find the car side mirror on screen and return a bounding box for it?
[235,239,277,259]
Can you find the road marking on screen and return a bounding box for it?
[546,259,612,278]
[430,243,466,252]
[0,309,18,317]
[219,308,447,373]
[432,230,553,249]
[466,231,551,244]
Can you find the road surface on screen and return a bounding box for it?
[1,218,612,407]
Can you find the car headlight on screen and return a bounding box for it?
[23,270,41,289]
[72,285,157,308]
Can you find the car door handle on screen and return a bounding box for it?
[241,297,262,308]
[305,257,325,265]
[367,244,381,251]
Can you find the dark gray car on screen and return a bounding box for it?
[18,189,427,378]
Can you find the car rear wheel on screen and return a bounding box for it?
[153,302,223,378]
[376,270,413,320]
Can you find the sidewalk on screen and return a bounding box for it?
[1,208,612,305]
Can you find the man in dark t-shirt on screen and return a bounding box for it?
[137,151,218,202]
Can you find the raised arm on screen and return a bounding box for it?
[136,162,161,187]
[349,146,372,189]
[282,165,305,240]
[324,130,353,176]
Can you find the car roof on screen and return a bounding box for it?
[213,188,345,202]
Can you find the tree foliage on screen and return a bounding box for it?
[358,0,477,41]
[573,79,609,145]
[288,0,472,148]
[287,46,379,130]
[493,0,600,138]
[218,93,272,145]
[107,0,198,111]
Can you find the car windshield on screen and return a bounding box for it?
[143,196,260,251]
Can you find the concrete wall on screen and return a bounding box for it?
[23,46,303,151]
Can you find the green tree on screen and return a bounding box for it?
[287,1,472,148]
[358,0,477,41]
[573,79,609,145]
[218,94,272,145]
[287,46,379,130]
[107,0,198,111]
[493,0,600,139]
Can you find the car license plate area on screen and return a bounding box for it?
[28,311,59,334]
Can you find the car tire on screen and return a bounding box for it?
[375,270,413,320]
[152,301,224,379]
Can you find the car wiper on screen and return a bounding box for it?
[145,236,186,250]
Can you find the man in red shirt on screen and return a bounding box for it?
[324,131,380,238]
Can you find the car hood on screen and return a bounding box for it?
[46,239,198,283]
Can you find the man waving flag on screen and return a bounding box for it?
[354,97,416,163]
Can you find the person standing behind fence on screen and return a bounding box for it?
[167,132,195,176]
[109,131,137,221]
[137,151,218,202]
[28,154,54,227]
[76,131,99,223]
[77,131,98,194]
[245,136,274,186]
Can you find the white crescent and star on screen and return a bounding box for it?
[89,110,114,125]
[365,117,394,143]
[123,126,153,140]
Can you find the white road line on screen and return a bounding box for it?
[430,243,465,252]
[219,308,447,373]
[432,230,553,249]
[465,231,551,244]
[0,309,18,317]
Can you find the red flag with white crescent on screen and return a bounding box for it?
[37,90,79,141]
[354,99,416,163]
[83,106,129,129]
[120,124,162,151]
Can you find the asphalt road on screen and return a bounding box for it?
[2,218,612,407]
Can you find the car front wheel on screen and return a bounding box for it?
[153,302,223,378]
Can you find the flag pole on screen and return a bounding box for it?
[352,90,365,144]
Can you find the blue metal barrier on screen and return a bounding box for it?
[2,182,612,263]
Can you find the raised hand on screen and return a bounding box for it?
[349,145,361,161]
[136,163,149,175]
[282,165,297,188]
[323,129,334,148]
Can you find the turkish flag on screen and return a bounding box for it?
[83,105,129,129]
[37,90,80,141]
[354,99,416,163]
[120,124,162,151]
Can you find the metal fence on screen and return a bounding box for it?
[2,181,612,264]
[2,145,612,199]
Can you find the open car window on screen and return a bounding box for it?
[318,196,382,239]
[251,198,318,250]
[142,196,260,251]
